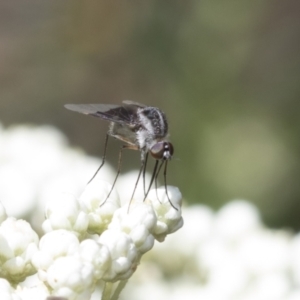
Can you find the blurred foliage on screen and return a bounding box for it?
[0,0,300,229]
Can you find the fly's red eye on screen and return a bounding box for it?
[150,142,174,160]
[150,142,165,160]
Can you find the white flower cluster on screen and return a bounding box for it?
[3,122,300,300]
[0,216,39,283]
[0,123,183,300]
[34,180,182,300]
[0,124,115,223]
[125,201,300,300]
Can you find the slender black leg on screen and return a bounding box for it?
[163,161,178,210]
[142,152,149,195]
[143,160,159,201]
[100,144,127,206]
[127,156,146,212]
[154,160,165,203]
[88,134,109,184]
[130,158,146,201]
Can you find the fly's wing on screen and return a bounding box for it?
[109,122,138,147]
[65,103,138,126]
[122,100,147,108]
[65,103,142,145]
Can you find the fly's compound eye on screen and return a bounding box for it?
[150,142,174,160]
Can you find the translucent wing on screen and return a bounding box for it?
[122,100,147,108]
[65,103,139,126]
[65,104,120,115]
[109,122,139,147]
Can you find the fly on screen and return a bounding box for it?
[65,100,176,210]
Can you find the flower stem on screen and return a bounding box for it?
[101,282,113,300]
[111,280,128,300]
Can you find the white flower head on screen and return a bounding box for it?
[32,231,112,298]
[0,122,186,299]
[78,239,111,280]
[0,218,39,283]
[46,256,95,300]
[15,280,49,300]
[79,179,120,234]
[99,230,139,282]
[42,192,89,238]
[147,186,183,242]
[109,203,157,254]
[0,278,20,300]
[32,230,80,282]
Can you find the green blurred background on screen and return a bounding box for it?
[1,0,300,229]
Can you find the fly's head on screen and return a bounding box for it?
[150,141,174,161]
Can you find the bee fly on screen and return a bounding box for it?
[65,100,177,210]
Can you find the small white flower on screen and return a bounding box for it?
[79,239,111,280]
[99,230,139,282]
[15,280,49,300]
[43,192,89,238]
[147,186,183,242]
[0,218,39,283]
[32,231,110,294]
[79,179,120,234]
[46,256,95,300]
[145,205,213,277]
[32,230,80,282]
[109,203,157,253]
[0,278,20,300]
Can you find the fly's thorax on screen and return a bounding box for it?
[136,106,170,152]
[137,107,168,138]
[136,130,152,150]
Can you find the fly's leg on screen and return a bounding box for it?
[154,160,164,204]
[100,144,136,206]
[163,161,178,210]
[88,134,109,184]
[142,152,149,195]
[143,160,159,201]
[127,154,147,212]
